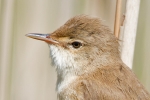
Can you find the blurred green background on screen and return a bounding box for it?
[0,0,150,100]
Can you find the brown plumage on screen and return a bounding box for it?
[26,15,150,100]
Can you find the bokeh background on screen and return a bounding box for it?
[0,0,150,100]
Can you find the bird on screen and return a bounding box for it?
[26,15,150,100]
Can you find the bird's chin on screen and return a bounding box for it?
[48,45,76,71]
[48,44,93,76]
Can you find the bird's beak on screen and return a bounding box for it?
[26,33,58,44]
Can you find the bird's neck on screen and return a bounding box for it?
[56,53,122,89]
[55,55,122,93]
[56,71,77,92]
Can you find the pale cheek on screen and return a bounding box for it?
[49,45,76,69]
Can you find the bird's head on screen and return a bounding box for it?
[26,15,120,76]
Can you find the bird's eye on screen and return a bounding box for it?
[71,41,82,49]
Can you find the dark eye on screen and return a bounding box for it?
[71,41,82,48]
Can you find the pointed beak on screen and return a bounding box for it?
[25,33,58,44]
